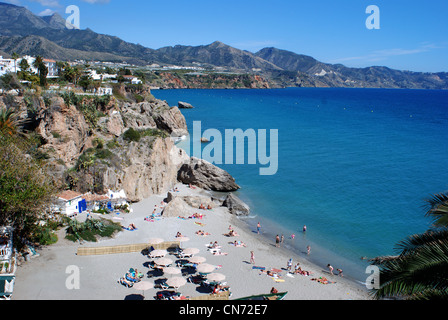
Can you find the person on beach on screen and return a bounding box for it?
[337,268,344,277]
[294,262,301,274]
[275,235,280,247]
[281,235,284,246]
[327,264,334,275]
[303,225,307,232]
[257,222,261,234]
[287,258,293,272]
[307,245,311,255]
[270,287,279,294]
[250,251,255,264]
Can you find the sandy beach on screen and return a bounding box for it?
[12,183,371,301]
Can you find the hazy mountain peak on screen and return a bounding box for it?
[41,12,67,29]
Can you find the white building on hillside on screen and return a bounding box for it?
[0,55,58,77]
[122,75,142,84]
[0,56,15,76]
[53,190,85,217]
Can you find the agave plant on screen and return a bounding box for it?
[371,192,448,300]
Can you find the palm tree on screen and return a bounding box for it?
[370,192,448,300]
[0,107,19,136]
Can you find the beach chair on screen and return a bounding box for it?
[177,252,193,259]
[208,248,221,255]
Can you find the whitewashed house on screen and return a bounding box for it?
[122,75,142,85]
[53,190,85,217]
[0,56,15,76]
[43,59,58,78]
[96,86,113,96]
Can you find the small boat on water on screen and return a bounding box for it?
[234,291,288,301]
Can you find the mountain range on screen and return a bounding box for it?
[1,1,447,89]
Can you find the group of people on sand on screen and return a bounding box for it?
[224,229,239,237]
[189,213,204,219]
[199,203,213,210]
[288,259,312,276]
[327,264,344,277]
[231,240,247,247]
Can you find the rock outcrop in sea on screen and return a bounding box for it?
[178,101,194,109]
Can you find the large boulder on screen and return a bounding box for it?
[222,193,250,216]
[165,192,219,209]
[162,196,192,218]
[177,157,240,192]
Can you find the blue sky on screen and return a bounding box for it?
[4,0,448,72]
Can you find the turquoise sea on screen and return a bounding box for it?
[153,88,448,284]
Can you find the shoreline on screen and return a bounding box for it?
[209,190,370,291]
[12,183,371,300]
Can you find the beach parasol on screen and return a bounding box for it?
[154,257,173,267]
[149,249,167,258]
[133,281,154,299]
[207,273,226,282]
[196,263,216,274]
[177,236,190,249]
[188,256,206,264]
[163,267,182,276]
[183,248,200,256]
[148,238,164,245]
[166,276,187,290]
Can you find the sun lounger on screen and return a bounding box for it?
[208,248,221,255]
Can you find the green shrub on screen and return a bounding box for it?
[95,148,113,160]
[123,128,141,142]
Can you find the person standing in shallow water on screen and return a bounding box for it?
[257,222,261,234]
[275,235,280,247]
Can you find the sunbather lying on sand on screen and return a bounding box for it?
[259,270,282,279]
[311,277,335,284]
[195,230,211,236]
[231,240,247,247]
[294,266,312,276]
[189,213,204,219]
[212,251,228,256]
[224,229,239,237]
[207,241,221,249]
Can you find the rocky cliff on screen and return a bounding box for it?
[2,84,238,202]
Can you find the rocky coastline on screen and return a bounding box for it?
[1,83,244,204]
